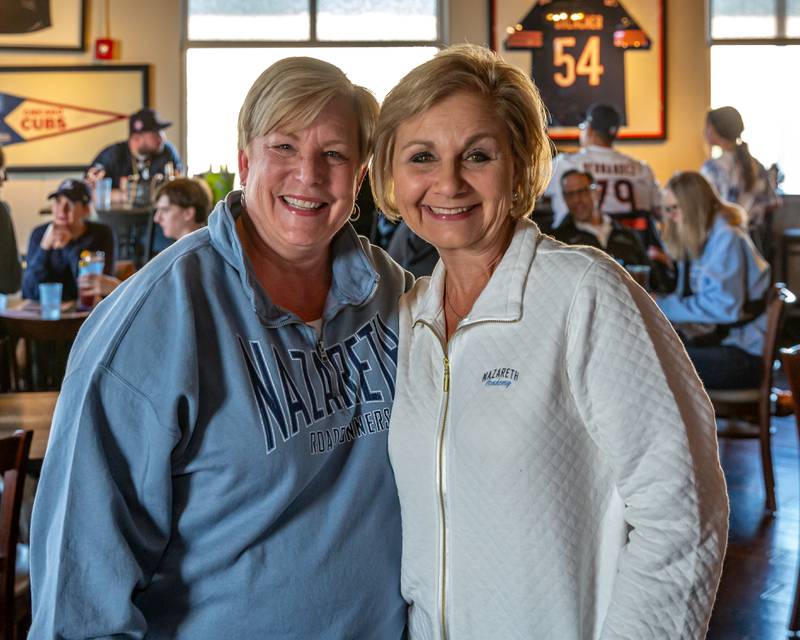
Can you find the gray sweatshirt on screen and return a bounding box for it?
[30,191,412,638]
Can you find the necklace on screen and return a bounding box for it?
[443,245,507,324]
[444,283,467,322]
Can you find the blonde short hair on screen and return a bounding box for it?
[237,57,379,168]
[371,44,552,221]
[663,171,746,260]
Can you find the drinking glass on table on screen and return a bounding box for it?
[39,283,63,320]
[94,177,112,210]
[77,251,106,310]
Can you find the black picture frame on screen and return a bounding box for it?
[0,0,87,52]
[0,65,150,173]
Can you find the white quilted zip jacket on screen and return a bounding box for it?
[389,219,729,640]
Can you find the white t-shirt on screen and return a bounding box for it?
[546,145,661,228]
[574,214,614,248]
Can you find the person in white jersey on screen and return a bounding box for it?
[546,103,661,229]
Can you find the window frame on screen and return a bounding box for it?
[707,0,800,45]
[180,0,447,171]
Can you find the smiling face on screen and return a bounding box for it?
[238,96,362,262]
[562,172,598,224]
[391,91,516,259]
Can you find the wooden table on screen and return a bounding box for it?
[0,299,90,321]
[0,391,58,460]
[0,300,89,391]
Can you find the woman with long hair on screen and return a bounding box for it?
[658,170,770,390]
[702,106,779,256]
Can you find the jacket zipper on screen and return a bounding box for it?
[438,353,451,640]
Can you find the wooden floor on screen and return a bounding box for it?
[707,411,800,639]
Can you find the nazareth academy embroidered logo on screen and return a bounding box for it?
[482,367,519,388]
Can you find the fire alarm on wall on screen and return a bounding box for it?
[95,38,115,60]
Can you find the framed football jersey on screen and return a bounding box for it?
[490,0,665,141]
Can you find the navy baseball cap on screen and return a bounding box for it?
[129,108,171,135]
[581,103,621,139]
[47,178,92,204]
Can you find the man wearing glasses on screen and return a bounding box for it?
[555,169,674,292]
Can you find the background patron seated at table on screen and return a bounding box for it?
[655,171,770,390]
[154,177,210,242]
[0,147,22,295]
[22,180,114,301]
[554,169,675,292]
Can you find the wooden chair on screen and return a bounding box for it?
[0,430,32,640]
[0,315,85,391]
[708,283,795,513]
[779,344,800,634]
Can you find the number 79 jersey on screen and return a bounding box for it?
[505,0,651,127]
[545,145,661,228]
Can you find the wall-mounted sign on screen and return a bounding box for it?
[0,0,87,51]
[490,0,665,141]
[0,65,149,172]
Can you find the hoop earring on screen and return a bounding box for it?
[350,202,361,222]
[240,189,247,211]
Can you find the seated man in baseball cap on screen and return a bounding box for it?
[22,179,115,300]
[85,108,183,201]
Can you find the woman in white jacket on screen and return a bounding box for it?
[371,44,728,640]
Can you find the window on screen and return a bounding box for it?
[184,1,443,177]
[709,1,799,193]
[709,0,800,42]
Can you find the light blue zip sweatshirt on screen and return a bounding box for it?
[30,191,412,639]
[657,214,770,356]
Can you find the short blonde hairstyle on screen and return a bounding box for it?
[237,57,379,168]
[371,44,553,221]
[663,170,746,260]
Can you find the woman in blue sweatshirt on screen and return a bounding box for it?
[657,170,770,389]
[30,58,411,638]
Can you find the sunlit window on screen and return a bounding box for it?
[709,0,800,40]
[709,2,800,194]
[710,46,800,194]
[185,0,442,177]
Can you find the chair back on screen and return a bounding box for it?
[0,430,31,640]
[780,344,800,631]
[0,315,85,391]
[759,284,797,410]
[610,209,661,249]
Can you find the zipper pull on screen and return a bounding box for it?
[317,338,341,397]
[443,356,450,392]
[316,338,328,364]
